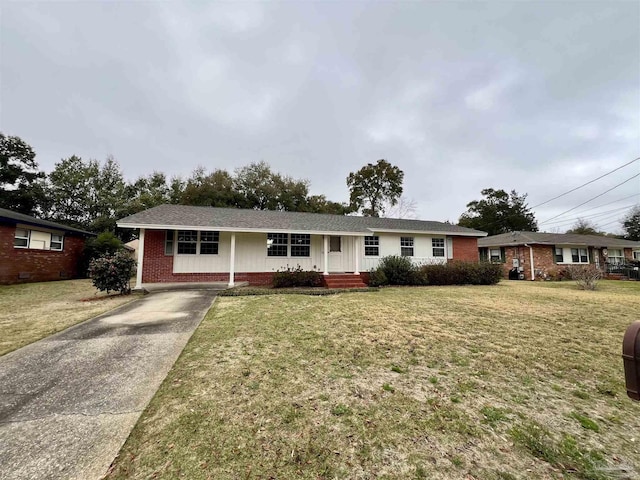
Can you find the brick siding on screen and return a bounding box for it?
[494,245,636,281]
[0,224,86,284]
[451,236,479,262]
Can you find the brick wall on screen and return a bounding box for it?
[451,236,479,262]
[141,230,274,285]
[0,224,86,284]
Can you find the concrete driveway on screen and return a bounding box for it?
[0,289,218,480]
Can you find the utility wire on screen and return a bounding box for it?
[539,172,640,224]
[561,192,640,217]
[531,156,640,209]
[541,204,637,226]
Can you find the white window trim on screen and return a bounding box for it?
[364,236,379,257]
[50,234,64,251]
[400,236,414,257]
[176,230,220,256]
[568,247,589,264]
[607,249,625,265]
[14,228,30,249]
[432,237,445,258]
[266,233,311,258]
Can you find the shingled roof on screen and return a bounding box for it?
[0,208,94,236]
[478,231,640,249]
[117,205,487,237]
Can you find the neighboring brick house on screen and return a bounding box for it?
[0,208,94,284]
[117,205,487,289]
[478,232,640,280]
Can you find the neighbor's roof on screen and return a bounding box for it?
[0,208,94,236]
[117,205,487,237]
[478,231,640,249]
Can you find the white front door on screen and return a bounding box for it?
[328,236,344,272]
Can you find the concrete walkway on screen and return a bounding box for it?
[0,289,219,480]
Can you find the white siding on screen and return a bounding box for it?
[172,231,452,274]
[173,232,324,273]
[361,233,448,271]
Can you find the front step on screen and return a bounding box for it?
[323,274,367,289]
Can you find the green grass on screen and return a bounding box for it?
[0,279,138,356]
[106,280,640,479]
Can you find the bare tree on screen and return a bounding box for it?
[384,196,418,219]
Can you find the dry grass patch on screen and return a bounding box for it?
[0,279,138,355]
[107,281,640,479]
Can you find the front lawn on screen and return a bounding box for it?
[0,279,138,356]
[107,280,640,479]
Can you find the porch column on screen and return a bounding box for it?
[354,237,360,275]
[135,228,145,290]
[229,232,236,287]
[323,235,329,275]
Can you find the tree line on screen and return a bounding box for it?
[2,132,637,241]
[0,133,406,240]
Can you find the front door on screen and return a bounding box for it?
[328,236,344,272]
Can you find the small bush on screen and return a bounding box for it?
[377,255,418,285]
[368,268,388,287]
[565,264,602,290]
[272,265,323,288]
[420,261,502,286]
[88,250,136,295]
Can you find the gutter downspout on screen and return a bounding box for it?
[524,243,535,281]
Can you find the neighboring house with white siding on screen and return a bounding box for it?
[117,205,487,288]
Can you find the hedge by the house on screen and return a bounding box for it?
[369,256,502,286]
[272,265,324,288]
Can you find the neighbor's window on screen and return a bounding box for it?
[364,236,379,256]
[267,233,288,257]
[571,248,588,263]
[432,238,445,257]
[554,247,563,263]
[401,237,414,257]
[200,231,220,255]
[165,230,174,255]
[608,249,624,265]
[14,229,29,248]
[291,234,311,257]
[634,251,640,261]
[50,234,64,251]
[490,248,502,263]
[177,230,197,254]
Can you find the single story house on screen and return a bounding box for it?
[116,205,487,289]
[0,208,94,284]
[478,231,640,280]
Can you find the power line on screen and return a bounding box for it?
[562,192,640,217]
[539,173,640,224]
[541,204,637,226]
[531,156,640,209]
[547,209,635,231]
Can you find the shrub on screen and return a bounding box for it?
[565,264,601,290]
[377,255,418,285]
[80,232,125,277]
[419,261,502,286]
[368,268,388,287]
[272,265,323,288]
[88,250,136,294]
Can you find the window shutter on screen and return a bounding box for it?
[552,246,557,264]
[500,247,506,263]
[479,248,488,261]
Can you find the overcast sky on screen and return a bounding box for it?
[1,1,639,232]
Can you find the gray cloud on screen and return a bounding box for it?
[1,1,638,232]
